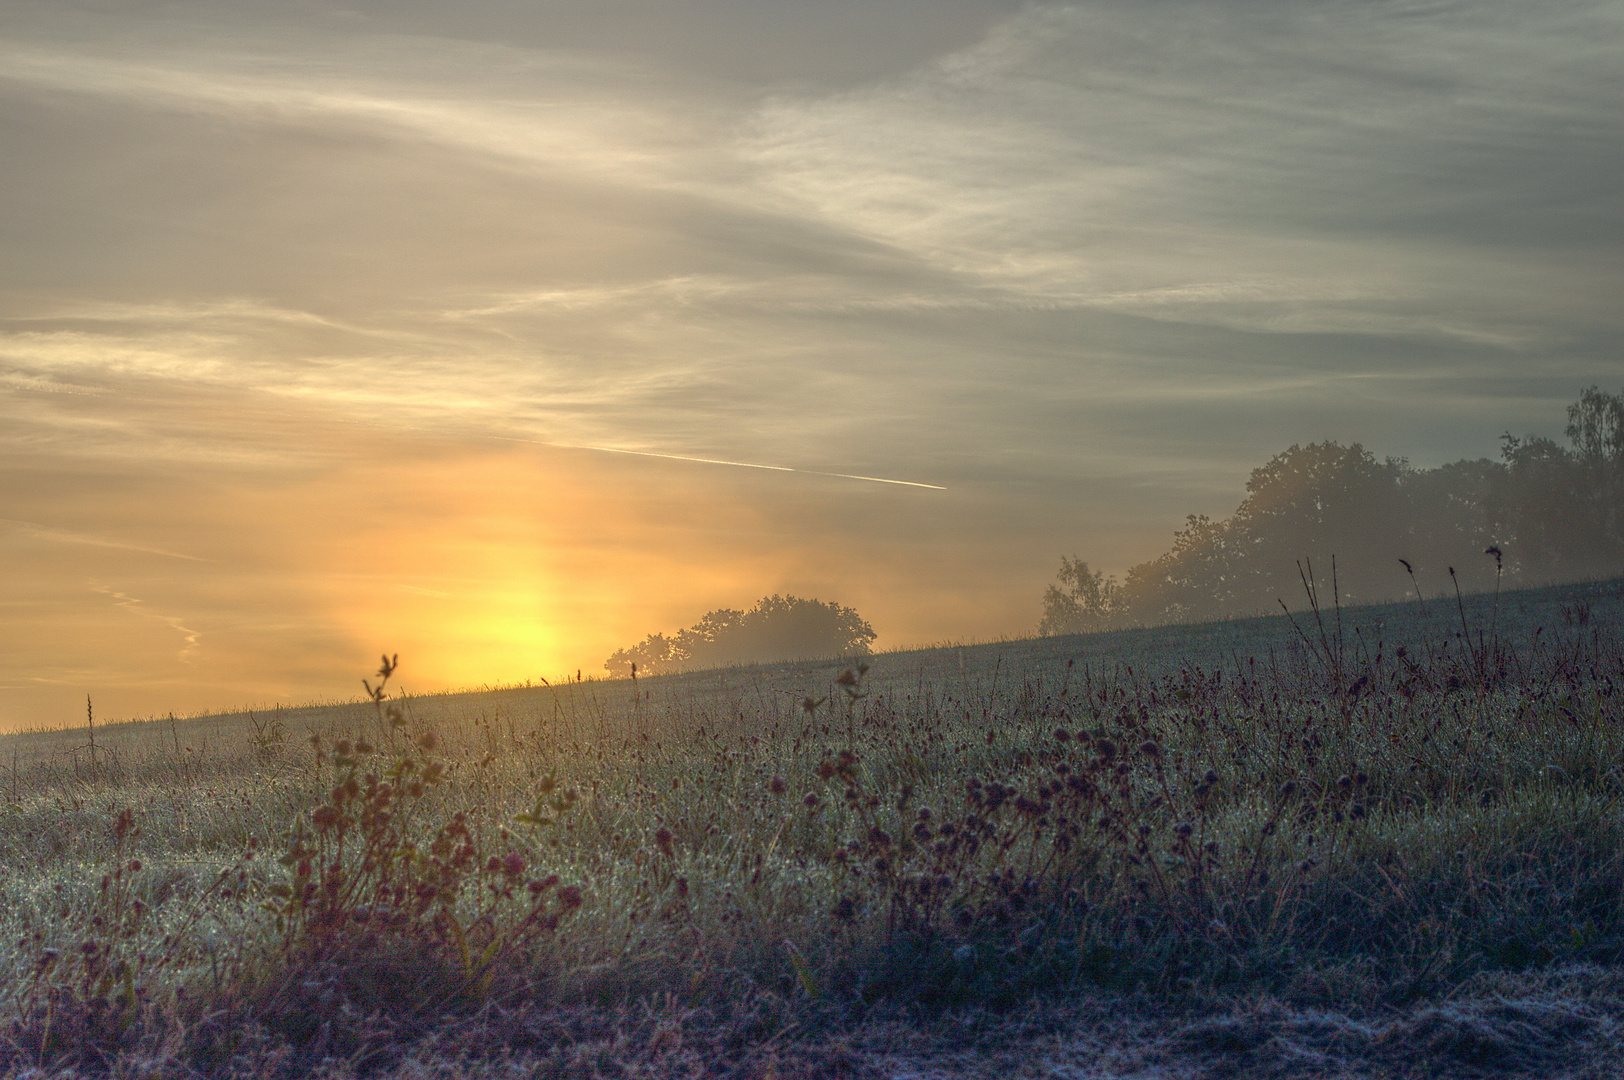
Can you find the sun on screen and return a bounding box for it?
[287,441,793,697]
[304,450,583,691]
[372,577,566,690]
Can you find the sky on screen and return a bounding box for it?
[0,0,1619,729]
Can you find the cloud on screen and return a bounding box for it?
[91,584,202,662]
[0,518,207,561]
[0,33,731,191]
[740,0,1623,340]
[0,0,1618,727]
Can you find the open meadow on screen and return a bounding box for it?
[7,0,1622,1073]
[4,576,1624,1078]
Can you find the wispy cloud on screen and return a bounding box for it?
[0,36,727,186]
[740,0,1623,340]
[0,370,109,395]
[0,519,206,562]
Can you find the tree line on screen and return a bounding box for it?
[1041,385,1624,634]
[606,594,876,677]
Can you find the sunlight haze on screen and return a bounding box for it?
[1,0,1619,728]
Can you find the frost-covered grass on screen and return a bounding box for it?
[2,577,1622,1076]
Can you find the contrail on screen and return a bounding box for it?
[329,418,948,490]
[819,471,947,491]
[579,445,794,472]
[574,444,946,490]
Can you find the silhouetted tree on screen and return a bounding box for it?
[606,595,876,676]
[603,632,677,678]
[1038,556,1120,634]
[1228,443,1408,598]
[1492,385,1624,578]
[1111,443,1427,624]
[1116,513,1239,625]
[1041,388,1624,635]
[1566,385,1624,463]
[1565,385,1624,561]
[1399,456,1505,588]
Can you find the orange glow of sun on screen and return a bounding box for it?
[293,443,780,692]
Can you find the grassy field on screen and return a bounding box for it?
[3,575,1624,1077]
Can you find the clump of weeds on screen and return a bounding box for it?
[252,656,584,1039]
[2,655,585,1073]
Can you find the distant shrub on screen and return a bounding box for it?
[606,594,875,676]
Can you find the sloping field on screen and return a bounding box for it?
[2,576,1622,1077]
[16,574,1610,772]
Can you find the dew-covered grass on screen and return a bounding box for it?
[2,576,1621,1076]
